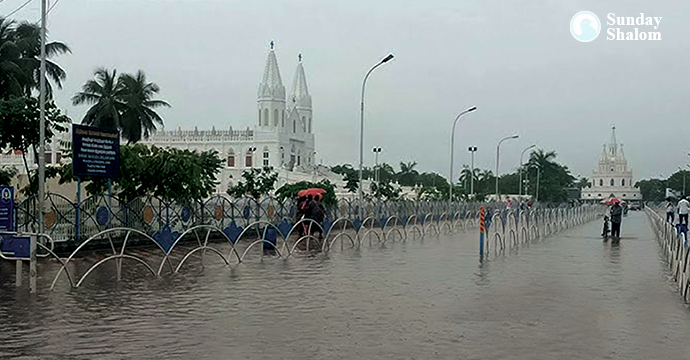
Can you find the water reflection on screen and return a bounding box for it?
[1,213,689,358]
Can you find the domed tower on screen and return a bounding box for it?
[257,41,286,130]
[290,54,312,134]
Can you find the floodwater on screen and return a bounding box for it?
[1,212,690,359]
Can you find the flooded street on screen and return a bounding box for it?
[1,212,690,359]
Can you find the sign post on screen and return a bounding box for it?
[72,124,120,179]
[479,206,486,259]
[0,186,15,232]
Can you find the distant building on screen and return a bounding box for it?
[141,42,343,193]
[581,126,641,201]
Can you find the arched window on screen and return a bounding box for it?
[301,116,306,132]
[258,109,261,126]
[245,149,254,167]
[263,109,269,126]
[308,117,312,133]
[598,193,602,197]
[290,145,296,166]
[297,149,302,166]
[281,110,285,127]
[227,149,235,167]
[610,179,614,186]
[599,179,603,186]
[293,119,296,133]
[621,179,625,186]
[263,146,270,167]
[273,109,279,127]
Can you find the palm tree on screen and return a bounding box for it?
[72,68,123,132]
[0,18,25,98]
[12,21,70,98]
[398,161,419,186]
[118,70,170,143]
[73,69,170,143]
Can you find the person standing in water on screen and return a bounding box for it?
[610,202,623,240]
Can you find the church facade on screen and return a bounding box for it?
[581,126,641,201]
[142,43,325,192]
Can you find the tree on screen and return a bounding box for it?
[397,161,419,186]
[0,166,17,186]
[72,68,170,144]
[12,21,70,98]
[72,68,122,131]
[525,149,575,202]
[227,167,279,200]
[343,171,359,193]
[60,144,223,203]
[275,180,337,206]
[635,178,666,201]
[369,181,401,201]
[0,18,70,99]
[0,96,70,186]
[118,70,171,143]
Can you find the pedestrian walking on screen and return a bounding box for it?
[678,196,690,225]
[666,200,676,223]
[610,202,623,240]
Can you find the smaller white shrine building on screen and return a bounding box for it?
[581,126,641,202]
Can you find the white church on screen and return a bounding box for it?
[142,42,341,193]
[581,126,641,202]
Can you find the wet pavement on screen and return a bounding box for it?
[1,211,689,359]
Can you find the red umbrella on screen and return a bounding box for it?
[297,188,326,198]
[602,197,621,205]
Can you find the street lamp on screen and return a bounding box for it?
[468,146,477,198]
[449,106,477,203]
[495,134,519,200]
[372,147,382,186]
[359,54,394,217]
[530,164,541,202]
[519,144,537,196]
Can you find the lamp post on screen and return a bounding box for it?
[519,144,537,196]
[495,134,519,200]
[530,164,541,202]
[468,146,477,198]
[449,106,477,203]
[359,54,394,218]
[372,147,382,186]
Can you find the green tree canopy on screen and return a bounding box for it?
[227,167,279,200]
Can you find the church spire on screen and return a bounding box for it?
[607,125,618,158]
[290,53,311,109]
[258,41,285,101]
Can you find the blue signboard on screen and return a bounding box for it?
[0,236,30,259]
[72,124,120,178]
[0,186,14,232]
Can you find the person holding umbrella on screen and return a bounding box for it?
[609,199,623,240]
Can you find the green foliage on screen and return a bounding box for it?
[0,95,70,186]
[0,17,70,99]
[72,68,170,144]
[369,181,402,201]
[60,144,222,203]
[343,171,359,193]
[0,166,17,186]
[275,180,337,206]
[634,178,667,201]
[227,167,279,200]
[0,96,70,152]
[397,161,419,186]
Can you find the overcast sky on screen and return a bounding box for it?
[3,0,689,181]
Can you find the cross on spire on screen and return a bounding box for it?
[270,40,274,50]
[298,53,302,62]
